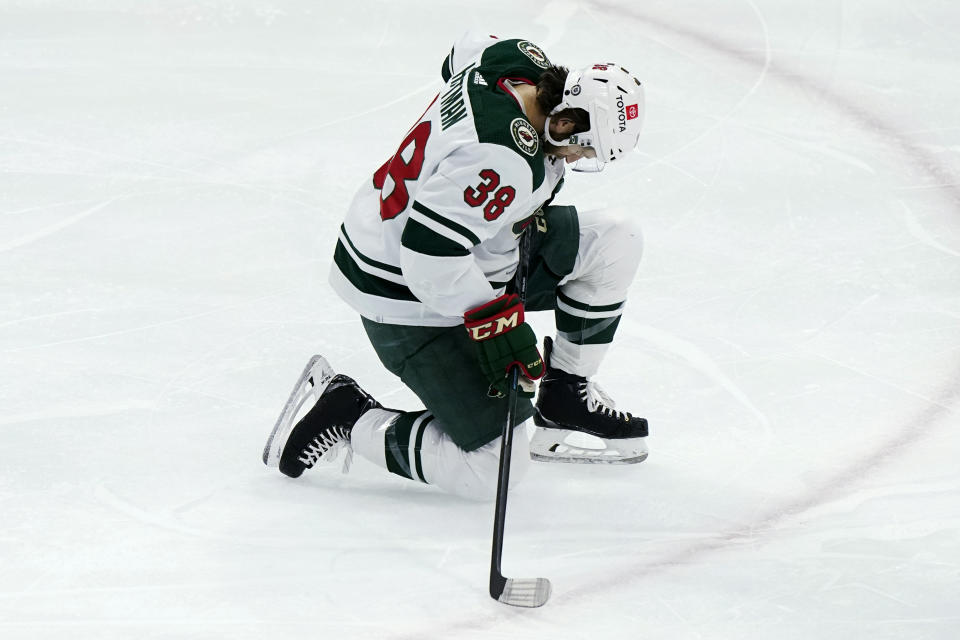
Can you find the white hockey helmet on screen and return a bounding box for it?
[544,63,645,170]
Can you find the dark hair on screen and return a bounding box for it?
[536,65,589,134]
[535,65,568,112]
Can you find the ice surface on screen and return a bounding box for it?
[1,1,958,638]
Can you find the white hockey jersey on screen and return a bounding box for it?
[329,34,566,326]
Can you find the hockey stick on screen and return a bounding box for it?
[488,225,552,608]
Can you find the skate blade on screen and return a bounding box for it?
[529,428,648,465]
[530,450,648,464]
[262,355,335,467]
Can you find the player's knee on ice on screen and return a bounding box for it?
[419,421,532,502]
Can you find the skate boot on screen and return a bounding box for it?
[262,355,380,478]
[531,337,648,464]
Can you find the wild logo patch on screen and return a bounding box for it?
[517,41,550,69]
[510,118,539,156]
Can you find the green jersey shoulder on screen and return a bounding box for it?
[440,36,550,190]
[442,36,552,84]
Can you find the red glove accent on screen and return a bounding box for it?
[464,294,544,398]
[464,294,525,341]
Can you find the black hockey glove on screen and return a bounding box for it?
[464,294,545,399]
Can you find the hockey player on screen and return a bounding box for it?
[263,34,649,500]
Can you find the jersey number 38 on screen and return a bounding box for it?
[463,169,516,221]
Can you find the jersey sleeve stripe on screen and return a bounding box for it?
[411,200,482,247]
[401,219,471,257]
[334,240,419,302]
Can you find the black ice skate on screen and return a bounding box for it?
[262,355,380,478]
[531,337,649,464]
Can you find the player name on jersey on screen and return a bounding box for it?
[440,63,474,130]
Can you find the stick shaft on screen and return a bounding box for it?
[489,226,533,600]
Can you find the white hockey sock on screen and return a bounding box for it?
[549,335,609,378]
[350,407,402,470]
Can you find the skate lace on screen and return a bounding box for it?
[298,427,353,474]
[579,381,632,421]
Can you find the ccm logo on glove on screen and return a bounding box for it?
[466,308,521,340]
[464,294,545,398]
